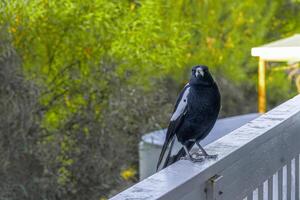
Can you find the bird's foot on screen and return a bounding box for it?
[192,151,218,160]
[190,152,205,162]
[190,157,205,162]
[181,156,204,162]
[181,155,204,162]
[190,151,203,158]
[194,142,218,160]
[204,154,218,159]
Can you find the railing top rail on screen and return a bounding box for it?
[110,94,300,200]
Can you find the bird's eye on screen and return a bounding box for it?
[184,99,186,102]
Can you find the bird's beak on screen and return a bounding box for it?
[196,69,204,77]
[199,70,204,77]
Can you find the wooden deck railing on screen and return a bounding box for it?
[110,94,300,200]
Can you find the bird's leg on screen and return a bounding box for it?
[195,141,218,159]
[183,145,204,162]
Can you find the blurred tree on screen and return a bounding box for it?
[1,0,188,199]
[0,39,49,199]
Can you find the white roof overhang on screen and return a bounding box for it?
[251,34,300,61]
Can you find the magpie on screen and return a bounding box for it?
[156,65,221,171]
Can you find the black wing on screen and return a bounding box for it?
[156,84,190,171]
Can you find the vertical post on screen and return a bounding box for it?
[296,155,299,200]
[278,168,283,200]
[206,175,223,200]
[258,58,266,113]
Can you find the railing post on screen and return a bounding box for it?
[206,175,223,200]
[258,58,266,113]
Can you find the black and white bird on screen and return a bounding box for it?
[156,65,221,171]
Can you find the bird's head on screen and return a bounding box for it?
[190,65,214,86]
[192,65,208,78]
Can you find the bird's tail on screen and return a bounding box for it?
[156,135,175,172]
[162,142,194,169]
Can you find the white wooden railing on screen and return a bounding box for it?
[110,94,300,200]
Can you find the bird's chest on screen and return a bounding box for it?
[187,87,219,118]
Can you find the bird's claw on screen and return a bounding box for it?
[191,151,203,157]
[204,154,218,159]
[181,155,204,162]
[191,157,205,162]
[186,152,218,161]
[193,150,218,159]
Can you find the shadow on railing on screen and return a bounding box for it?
[110,94,300,200]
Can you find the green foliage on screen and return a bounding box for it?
[0,0,300,199]
[179,0,276,81]
[0,40,47,200]
[267,65,298,108]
